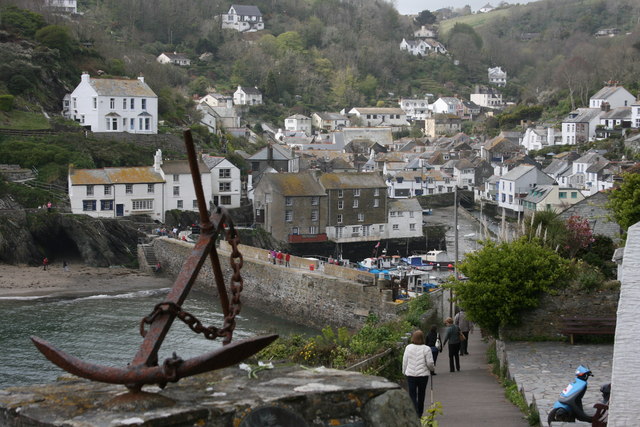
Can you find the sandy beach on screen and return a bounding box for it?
[0,263,173,298]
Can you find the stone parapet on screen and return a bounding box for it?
[0,366,420,426]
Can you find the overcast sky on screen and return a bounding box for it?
[393,0,539,14]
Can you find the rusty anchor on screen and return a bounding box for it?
[31,130,277,391]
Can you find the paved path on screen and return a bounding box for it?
[429,331,529,426]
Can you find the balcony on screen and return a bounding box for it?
[288,233,328,243]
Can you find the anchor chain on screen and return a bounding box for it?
[139,219,245,345]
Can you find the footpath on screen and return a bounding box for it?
[428,331,613,426]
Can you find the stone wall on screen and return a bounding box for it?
[499,288,619,340]
[150,238,400,330]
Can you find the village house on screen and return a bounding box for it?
[45,0,77,13]
[233,86,263,106]
[311,112,349,132]
[424,114,461,138]
[632,98,640,129]
[470,86,503,108]
[432,97,463,116]
[386,171,425,198]
[201,155,242,209]
[488,66,507,87]
[481,134,524,165]
[461,100,481,120]
[399,38,430,56]
[221,4,264,32]
[156,52,191,66]
[399,98,432,121]
[285,114,312,136]
[414,26,437,39]
[478,3,494,13]
[561,108,602,145]
[387,199,424,239]
[589,85,635,108]
[63,72,158,134]
[320,172,388,243]
[67,150,211,222]
[453,158,476,190]
[253,173,328,243]
[497,164,554,214]
[348,107,408,128]
[197,93,240,132]
[570,151,613,194]
[559,192,621,242]
[520,126,558,152]
[522,183,585,213]
[246,144,300,200]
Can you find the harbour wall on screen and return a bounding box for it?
[149,237,402,330]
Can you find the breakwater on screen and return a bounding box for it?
[149,238,402,330]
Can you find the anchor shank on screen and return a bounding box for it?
[131,232,216,367]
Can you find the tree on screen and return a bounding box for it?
[35,25,76,57]
[563,215,595,258]
[414,10,436,26]
[452,238,570,335]
[607,172,640,233]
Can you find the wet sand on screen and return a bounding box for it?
[0,263,172,298]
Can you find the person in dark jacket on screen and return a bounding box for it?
[425,324,440,375]
[442,317,461,372]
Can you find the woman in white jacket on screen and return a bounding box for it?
[402,330,435,417]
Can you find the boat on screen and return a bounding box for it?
[390,267,439,295]
[403,255,434,271]
[358,255,401,271]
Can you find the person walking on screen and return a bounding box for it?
[285,252,291,267]
[442,317,461,372]
[454,308,473,355]
[425,324,441,375]
[270,249,277,264]
[402,330,435,418]
[42,257,49,271]
[276,251,283,265]
[62,260,69,272]
[46,201,52,213]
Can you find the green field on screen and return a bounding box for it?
[0,111,51,130]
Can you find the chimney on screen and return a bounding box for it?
[138,74,145,83]
[81,72,90,83]
[153,149,163,171]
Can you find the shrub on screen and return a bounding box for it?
[0,95,14,111]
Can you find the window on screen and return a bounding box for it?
[559,192,567,199]
[106,117,118,130]
[379,224,384,232]
[353,199,359,208]
[410,211,414,218]
[337,214,343,224]
[125,184,133,194]
[311,196,319,206]
[100,200,113,211]
[83,200,96,211]
[285,196,293,206]
[86,185,94,196]
[219,168,231,178]
[104,185,111,195]
[173,186,180,196]
[73,97,77,108]
[374,188,379,196]
[221,196,231,205]
[338,189,343,198]
[309,226,318,234]
[177,200,183,208]
[311,210,319,221]
[132,199,153,210]
[571,192,577,198]
[393,224,399,230]
[358,213,364,222]
[352,226,360,233]
[219,182,231,192]
[110,98,115,109]
[338,200,344,210]
[374,199,379,207]
[410,223,416,230]
[292,227,299,235]
[353,189,360,197]
[141,99,147,110]
[139,117,150,130]
[92,97,97,109]
[285,210,293,222]
[80,115,85,123]
[251,162,259,171]
[173,174,179,182]
[193,200,198,209]
[130,119,134,130]
[123,98,127,109]
[130,98,135,109]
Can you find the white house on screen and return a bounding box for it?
[561,108,602,145]
[285,114,312,136]
[311,112,349,131]
[156,52,191,66]
[45,0,77,13]
[570,151,612,194]
[522,184,585,213]
[632,99,640,129]
[202,155,242,208]
[589,85,635,109]
[348,107,408,127]
[432,97,462,116]
[200,93,234,108]
[399,98,432,120]
[233,85,263,106]
[488,66,507,86]
[497,164,554,214]
[414,26,437,39]
[387,199,423,239]
[478,3,494,13]
[64,72,158,134]
[521,127,557,152]
[152,150,213,214]
[453,158,475,190]
[221,4,264,32]
[470,86,503,108]
[400,38,429,56]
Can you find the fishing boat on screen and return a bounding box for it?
[390,267,439,295]
[403,255,434,271]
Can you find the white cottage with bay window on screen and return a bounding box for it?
[64,72,158,134]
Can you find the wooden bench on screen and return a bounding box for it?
[560,317,616,345]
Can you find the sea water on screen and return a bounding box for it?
[0,288,318,389]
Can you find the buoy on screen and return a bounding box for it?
[447,264,453,268]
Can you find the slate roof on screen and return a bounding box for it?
[389,198,422,212]
[201,155,227,169]
[238,86,262,95]
[600,107,631,120]
[501,164,536,181]
[523,185,556,204]
[249,144,296,160]
[160,52,189,61]
[591,86,628,100]
[230,5,262,16]
[455,159,475,170]
[351,107,405,115]
[265,173,326,196]
[564,108,602,123]
[90,77,156,97]
[160,160,209,175]
[69,166,164,185]
[314,112,348,121]
[319,173,386,189]
[543,159,571,176]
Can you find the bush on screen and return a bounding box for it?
[574,262,606,293]
[0,95,14,111]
